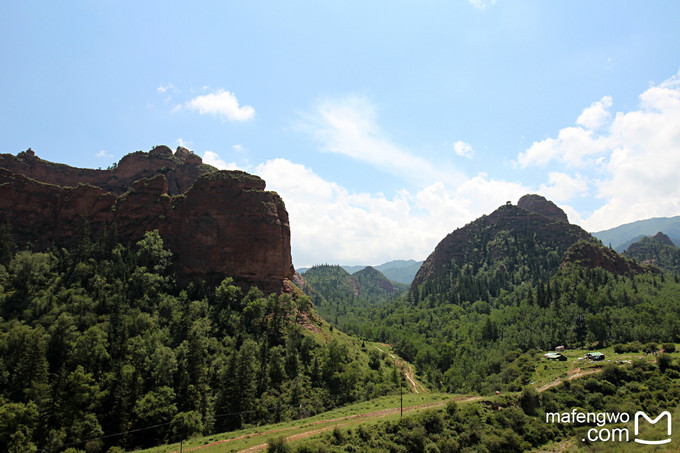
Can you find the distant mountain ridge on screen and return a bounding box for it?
[592,216,680,251]
[299,264,408,304]
[298,259,423,285]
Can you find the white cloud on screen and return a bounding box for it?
[453,141,475,159]
[96,150,113,159]
[186,89,255,121]
[177,138,193,148]
[517,126,610,168]
[576,96,612,130]
[202,151,242,170]
[233,144,248,153]
[517,96,615,168]
[538,172,588,202]
[299,94,465,187]
[256,158,528,267]
[584,73,680,230]
[468,0,497,9]
[157,83,176,94]
[515,70,680,232]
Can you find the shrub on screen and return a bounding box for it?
[657,354,673,373]
[519,387,539,416]
[267,436,290,453]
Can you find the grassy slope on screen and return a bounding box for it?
[133,348,675,453]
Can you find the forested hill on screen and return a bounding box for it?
[624,231,680,273]
[301,265,407,304]
[0,230,404,452]
[297,265,408,330]
[411,196,593,303]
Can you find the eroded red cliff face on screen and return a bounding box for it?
[561,241,658,277]
[0,147,294,293]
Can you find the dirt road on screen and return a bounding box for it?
[172,363,603,452]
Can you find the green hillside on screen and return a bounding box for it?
[0,230,403,452]
[300,264,408,332]
[135,348,680,453]
[411,202,594,303]
[624,231,680,273]
[353,266,409,297]
[302,260,423,285]
[301,264,407,302]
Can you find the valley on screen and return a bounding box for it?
[1,150,679,452]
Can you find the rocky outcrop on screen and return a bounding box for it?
[562,241,658,277]
[0,146,213,196]
[517,194,569,223]
[0,147,294,293]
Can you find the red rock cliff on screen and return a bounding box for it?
[0,147,294,293]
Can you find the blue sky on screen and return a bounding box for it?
[3,1,680,267]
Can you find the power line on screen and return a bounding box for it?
[61,409,258,448]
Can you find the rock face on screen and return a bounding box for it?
[0,146,212,196]
[563,241,657,277]
[0,148,294,293]
[517,194,569,223]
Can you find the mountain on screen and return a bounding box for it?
[300,260,424,285]
[343,260,425,284]
[411,194,594,301]
[353,266,409,297]
[374,259,424,285]
[0,147,293,292]
[301,264,407,304]
[623,231,680,272]
[592,215,680,251]
[340,265,365,274]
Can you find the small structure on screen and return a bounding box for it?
[544,352,567,361]
[585,352,605,361]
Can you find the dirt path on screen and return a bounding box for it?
[536,367,603,392]
[232,395,483,452]
[374,346,426,394]
[403,363,428,394]
[175,364,602,452]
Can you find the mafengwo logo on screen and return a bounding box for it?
[545,409,672,444]
[634,411,672,445]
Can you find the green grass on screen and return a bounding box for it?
[134,393,456,453]
[528,346,675,390]
[134,346,677,453]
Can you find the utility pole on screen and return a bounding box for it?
[400,371,403,418]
